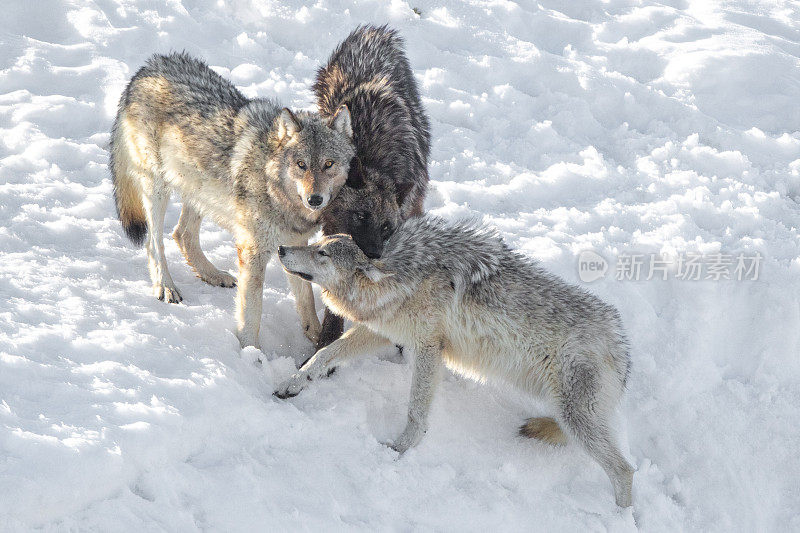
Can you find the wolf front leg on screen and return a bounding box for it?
[274,324,391,398]
[285,272,320,344]
[315,306,345,351]
[391,340,443,454]
[284,234,321,344]
[235,242,268,349]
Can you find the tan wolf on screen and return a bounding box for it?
[275,217,634,507]
[110,52,354,348]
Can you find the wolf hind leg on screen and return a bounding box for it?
[561,408,633,507]
[559,363,633,507]
[173,202,236,288]
[142,179,181,303]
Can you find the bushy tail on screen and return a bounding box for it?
[519,417,568,446]
[110,118,147,247]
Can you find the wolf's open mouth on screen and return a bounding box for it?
[289,270,313,281]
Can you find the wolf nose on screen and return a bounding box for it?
[278,246,286,257]
[307,194,323,207]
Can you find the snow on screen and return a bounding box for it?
[1,0,799,530]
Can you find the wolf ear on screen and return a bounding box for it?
[331,105,353,138]
[346,156,366,189]
[278,108,302,139]
[396,181,415,206]
[359,260,394,283]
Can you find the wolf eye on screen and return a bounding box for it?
[353,211,367,221]
[297,160,306,169]
[324,160,334,169]
[318,250,329,257]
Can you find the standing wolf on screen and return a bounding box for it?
[312,25,431,349]
[110,52,354,348]
[275,217,634,507]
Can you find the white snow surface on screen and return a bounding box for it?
[2,0,800,530]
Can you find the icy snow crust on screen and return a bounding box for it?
[1,1,799,530]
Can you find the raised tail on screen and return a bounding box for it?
[109,114,147,247]
[519,417,568,446]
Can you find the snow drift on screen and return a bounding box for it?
[1,0,799,530]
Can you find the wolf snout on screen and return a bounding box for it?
[307,194,324,208]
[278,245,286,257]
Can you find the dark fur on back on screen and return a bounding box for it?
[125,52,247,110]
[314,24,430,224]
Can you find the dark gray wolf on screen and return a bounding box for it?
[275,217,634,507]
[110,52,354,349]
[312,25,431,349]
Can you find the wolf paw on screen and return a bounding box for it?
[274,373,308,399]
[155,283,182,304]
[237,333,261,351]
[390,441,409,454]
[387,425,425,454]
[302,317,322,344]
[385,439,412,455]
[201,269,237,288]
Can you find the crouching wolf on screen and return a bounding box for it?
[312,25,431,349]
[110,52,354,348]
[275,217,634,507]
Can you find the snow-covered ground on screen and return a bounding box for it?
[2,0,799,530]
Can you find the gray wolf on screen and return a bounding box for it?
[275,217,634,507]
[110,52,354,348]
[312,25,431,349]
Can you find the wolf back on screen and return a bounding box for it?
[314,24,431,237]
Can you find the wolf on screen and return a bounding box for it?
[312,25,431,349]
[110,52,354,349]
[275,217,634,507]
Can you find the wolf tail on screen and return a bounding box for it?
[109,113,148,247]
[519,417,568,446]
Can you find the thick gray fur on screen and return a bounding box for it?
[110,51,354,347]
[276,216,634,507]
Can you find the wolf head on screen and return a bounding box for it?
[270,105,354,211]
[320,157,413,258]
[278,233,394,291]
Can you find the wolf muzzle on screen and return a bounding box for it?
[278,246,314,281]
